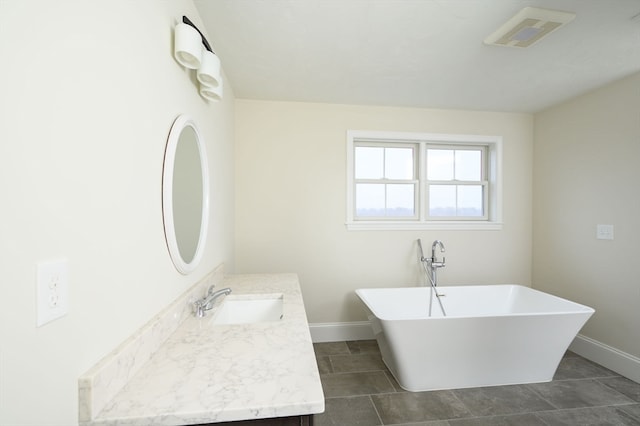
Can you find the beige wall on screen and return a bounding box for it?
[533,72,640,358]
[235,100,533,323]
[0,1,235,425]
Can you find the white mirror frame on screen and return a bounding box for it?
[162,114,210,274]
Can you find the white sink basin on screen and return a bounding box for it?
[212,294,284,325]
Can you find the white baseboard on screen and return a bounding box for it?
[309,321,374,343]
[570,334,640,383]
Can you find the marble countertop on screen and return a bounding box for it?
[86,273,324,425]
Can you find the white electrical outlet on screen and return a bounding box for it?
[36,260,69,327]
[596,224,614,240]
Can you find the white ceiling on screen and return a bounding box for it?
[194,0,640,113]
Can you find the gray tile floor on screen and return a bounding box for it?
[312,340,640,426]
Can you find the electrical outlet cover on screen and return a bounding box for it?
[36,260,69,327]
[596,224,614,240]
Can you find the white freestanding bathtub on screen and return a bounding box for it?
[355,285,594,392]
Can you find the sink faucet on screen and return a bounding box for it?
[431,240,446,268]
[193,285,232,318]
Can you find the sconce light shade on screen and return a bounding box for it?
[200,78,223,102]
[197,50,221,88]
[175,15,224,102]
[174,23,202,69]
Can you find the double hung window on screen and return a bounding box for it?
[347,131,502,230]
[425,146,487,219]
[354,144,418,219]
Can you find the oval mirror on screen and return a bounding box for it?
[162,115,210,274]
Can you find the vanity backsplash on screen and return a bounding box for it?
[78,264,224,422]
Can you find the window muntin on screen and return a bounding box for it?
[425,146,487,220]
[354,145,415,179]
[353,143,417,219]
[347,131,502,230]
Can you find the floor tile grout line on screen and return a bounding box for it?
[447,388,477,421]
[594,376,640,401]
[367,394,385,426]
[526,378,638,411]
[591,378,640,406]
[531,404,640,416]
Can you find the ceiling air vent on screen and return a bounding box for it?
[484,7,575,48]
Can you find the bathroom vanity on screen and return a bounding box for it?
[78,269,324,425]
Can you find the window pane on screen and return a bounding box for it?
[427,149,453,180]
[385,148,414,179]
[455,150,482,181]
[457,185,483,216]
[355,184,385,216]
[355,147,383,179]
[429,185,456,216]
[387,184,415,217]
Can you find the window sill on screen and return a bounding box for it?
[345,221,503,231]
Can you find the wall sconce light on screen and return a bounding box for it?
[174,16,223,101]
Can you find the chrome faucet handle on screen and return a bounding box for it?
[431,256,445,268]
[193,286,231,318]
[193,300,206,318]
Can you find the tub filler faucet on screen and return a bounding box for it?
[430,240,446,269]
[417,239,446,273]
[193,285,232,318]
[417,239,447,317]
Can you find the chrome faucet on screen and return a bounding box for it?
[417,238,447,317]
[193,285,232,318]
[431,240,446,269]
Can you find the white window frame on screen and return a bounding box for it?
[424,144,488,221]
[353,141,419,220]
[346,130,503,231]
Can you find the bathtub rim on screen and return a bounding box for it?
[355,284,595,321]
